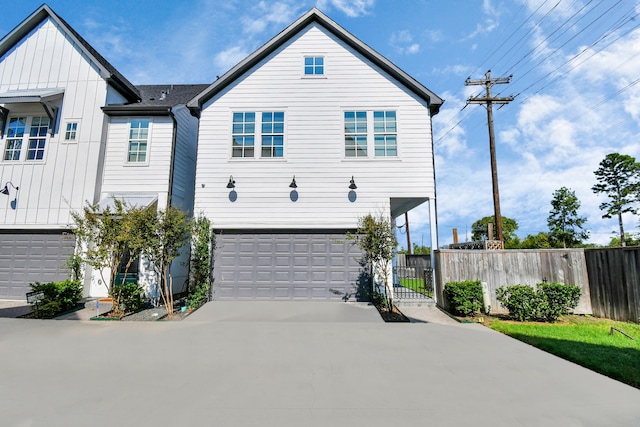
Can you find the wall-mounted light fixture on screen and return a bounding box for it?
[226,175,237,202]
[1,181,20,210]
[348,176,357,203]
[289,175,298,202]
[349,176,357,190]
[226,175,236,189]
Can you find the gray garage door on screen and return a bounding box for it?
[0,232,75,300]
[213,232,367,300]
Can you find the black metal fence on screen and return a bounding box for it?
[393,265,434,299]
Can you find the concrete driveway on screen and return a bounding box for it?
[0,301,638,426]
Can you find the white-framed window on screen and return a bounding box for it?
[374,111,397,157]
[344,111,368,157]
[127,119,149,163]
[232,112,255,158]
[2,116,49,161]
[261,112,284,158]
[304,56,324,75]
[64,122,78,141]
[343,110,398,158]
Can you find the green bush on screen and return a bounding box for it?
[113,281,145,314]
[496,283,581,322]
[29,280,82,318]
[443,280,483,317]
[496,285,539,321]
[537,282,581,321]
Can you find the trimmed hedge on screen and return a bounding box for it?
[496,282,581,322]
[443,280,483,317]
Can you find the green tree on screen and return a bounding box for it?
[348,213,398,308]
[547,187,589,248]
[398,243,431,255]
[471,216,519,247]
[608,232,640,247]
[520,232,552,249]
[145,206,191,318]
[592,153,640,247]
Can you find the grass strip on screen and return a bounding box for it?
[489,316,640,389]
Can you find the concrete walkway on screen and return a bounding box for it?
[0,301,638,426]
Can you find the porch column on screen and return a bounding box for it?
[428,197,439,304]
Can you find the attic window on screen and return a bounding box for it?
[304,56,324,75]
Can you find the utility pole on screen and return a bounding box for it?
[404,212,412,254]
[465,70,513,244]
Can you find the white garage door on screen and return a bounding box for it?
[0,232,75,300]
[213,232,367,300]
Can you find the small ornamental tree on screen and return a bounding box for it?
[348,213,398,308]
[145,206,191,318]
[592,153,640,247]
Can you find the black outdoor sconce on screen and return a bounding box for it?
[1,181,19,209]
[226,175,237,202]
[348,176,357,202]
[289,175,298,202]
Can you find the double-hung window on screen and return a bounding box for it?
[261,112,284,158]
[3,116,49,161]
[64,122,78,141]
[232,112,255,158]
[374,111,397,157]
[128,119,149,163]
[344,110,398,158]
[344,111,368,157]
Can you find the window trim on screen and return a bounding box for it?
[2,116,50,163]
[302,55,327,78]
[126,118,151,165]
[231,112,256,158]
[230,111,287,160]
[63,120,80,143]
[342,109,399,159]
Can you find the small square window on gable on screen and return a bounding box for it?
[304,56,324,76]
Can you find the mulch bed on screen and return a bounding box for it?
[375,304,410,322]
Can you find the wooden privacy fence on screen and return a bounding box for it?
[584,247,640,323]
[434,249,592,315]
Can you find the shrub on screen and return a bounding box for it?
[112,281,145,314]
[443,280,483,317]
[29,280,82,318]
[496,283,581,322]
[496,285,539,321]
[537,282,581,321]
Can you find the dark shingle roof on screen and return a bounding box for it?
[101,84,209,116]
[0,4,140,102]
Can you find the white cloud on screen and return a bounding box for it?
[241,1,301,34]
[214,45,251,73]
[389,30,420,55]
[320,0,375,17]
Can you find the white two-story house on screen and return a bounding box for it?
[0,5,202,299]
[188,9,443,300]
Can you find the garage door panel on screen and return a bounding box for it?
[0,232,75,300]
[213,232,365,301]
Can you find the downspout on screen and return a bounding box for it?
[168,107,178,208]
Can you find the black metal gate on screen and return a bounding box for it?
[392,265,434,299]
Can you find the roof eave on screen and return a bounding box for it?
[101,105,172,116]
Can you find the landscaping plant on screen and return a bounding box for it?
[28,280,82,319]
[443,280,483,317]
[496,282,581,322]
[347,213,398,309]
[188,215,213,309]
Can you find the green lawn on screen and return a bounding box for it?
[398,278,433,297]
[488,316,640,389]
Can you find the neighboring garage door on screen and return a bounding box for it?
[213,232,366,300]
[0,232,75,300]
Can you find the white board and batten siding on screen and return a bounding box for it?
[0,17,112,228]
[195,23,435,229]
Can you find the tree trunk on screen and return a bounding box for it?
[618,212,626,247]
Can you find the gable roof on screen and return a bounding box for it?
[102,84,209,116]
[187,8,444,116]
[0,4,140,103]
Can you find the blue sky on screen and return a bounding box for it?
[3,0,640,247]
